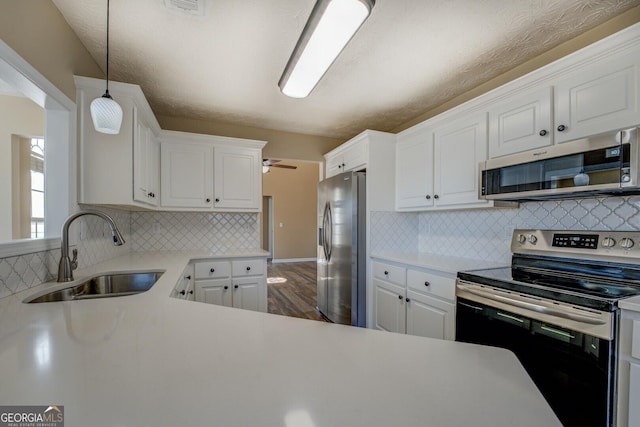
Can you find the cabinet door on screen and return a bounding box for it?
[395,128,434,210]
[161,141,213,208]
[147,132,160,207]
[195,279,232,307]
[406,290,455,340]
[433,113,488,207]
[231,277,261,311]
[488,87,553,158]
[213,146,261,210]
[325,154,344,178]
[555,50,640,143]
[630,363,640,427]
[133,117,152,204]
[342,141,368,172]
[373,279,406,334]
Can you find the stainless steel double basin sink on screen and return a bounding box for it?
[24,271,163,303]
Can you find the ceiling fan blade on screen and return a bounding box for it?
[262,159,282,166]
[272,164,297,169]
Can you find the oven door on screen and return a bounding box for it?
[456,280,617,427]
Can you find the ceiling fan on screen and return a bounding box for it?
[262,159,297,173]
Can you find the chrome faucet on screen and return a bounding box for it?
[57,210,126,282]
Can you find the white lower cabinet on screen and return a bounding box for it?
[372,260,455,340]
[193,257,266,312]
[618,310,640,427]
[172,264,195,301]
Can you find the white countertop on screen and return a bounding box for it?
[620,295,640,312]
[371,252,506,275]
[0,251,560,426]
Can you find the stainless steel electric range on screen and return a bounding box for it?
[456,229,640,427]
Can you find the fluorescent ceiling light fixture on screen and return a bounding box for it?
[90,0,123,135]
[279,0,375,98]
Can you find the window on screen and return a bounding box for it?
[30,138,45,238]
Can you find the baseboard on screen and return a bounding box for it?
[272,258,316,263]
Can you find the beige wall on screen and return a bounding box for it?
[394,4,640,132]
[0,95,43,241]
[157,115,342,162]
[0,0,104,102]
[262,160,320,260]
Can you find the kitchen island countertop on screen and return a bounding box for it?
[0,251,560,426]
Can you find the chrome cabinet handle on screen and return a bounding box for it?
[557,124,567,132]
[426,195,431,200]
[539,130,548,136]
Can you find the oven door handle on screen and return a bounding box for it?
[457,284,607,325]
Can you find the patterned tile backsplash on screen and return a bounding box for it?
[130,211,260,252]
[4,195,640,298]
[372,195,640,265]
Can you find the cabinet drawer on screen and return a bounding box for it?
[633,320,640,360]
[194,260,231,279]
[232,259,264,277]
[372,262,406,286]
[407,269,455,301]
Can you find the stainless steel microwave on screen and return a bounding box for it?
[480,128,639,200]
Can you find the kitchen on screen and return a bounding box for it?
[1,1,640,426]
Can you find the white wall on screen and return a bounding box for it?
[0,95,43,241]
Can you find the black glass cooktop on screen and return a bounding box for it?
[457,255,640,311]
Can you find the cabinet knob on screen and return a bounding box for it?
[406,298,410,303]
[434,194,439,199]
[188,290,194,295]
[206,198,211,203]
[557,124,567,132]
[539,130,548,136]
[246,266,251,271]
[210,268,215,273]
[184,275,191,280]
[234,284,239,289]
[338,165,342,169]
[215,198,220,202]
[223,285,229,290]
[179,290,186,295]
[398,295,403,300]
[384,270,389,275]
[425,195,431,200]
[424,281,430,287]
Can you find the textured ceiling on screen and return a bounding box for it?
[52,0,640,140]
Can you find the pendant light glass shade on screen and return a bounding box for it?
[90,93,123,134]
[91,0,122,134]
[279,0,375,98]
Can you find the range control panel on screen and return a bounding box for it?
[511,229,640,262]
[552,234,599,249]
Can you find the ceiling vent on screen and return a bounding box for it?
[163,0,206,17]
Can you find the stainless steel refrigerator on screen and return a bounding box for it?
[317,171,366,327]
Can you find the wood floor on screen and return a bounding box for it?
[267,261,331,322]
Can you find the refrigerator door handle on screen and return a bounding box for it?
[322,202,329,260]
[325,202,333,262]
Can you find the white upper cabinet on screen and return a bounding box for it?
[161,139,214,209]
[396,113,489,211]
[395,127,434,210]
[488,87,553,158]
[75,76,161,208]
[554,49,640,144]
[160,131,266,212]
[433,113,488,207]
[325,137,368,178]
[133,111,160,207]
[213,146,261,210]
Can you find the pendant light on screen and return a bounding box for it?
[279,0,375,98]
[90,0,123,134]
